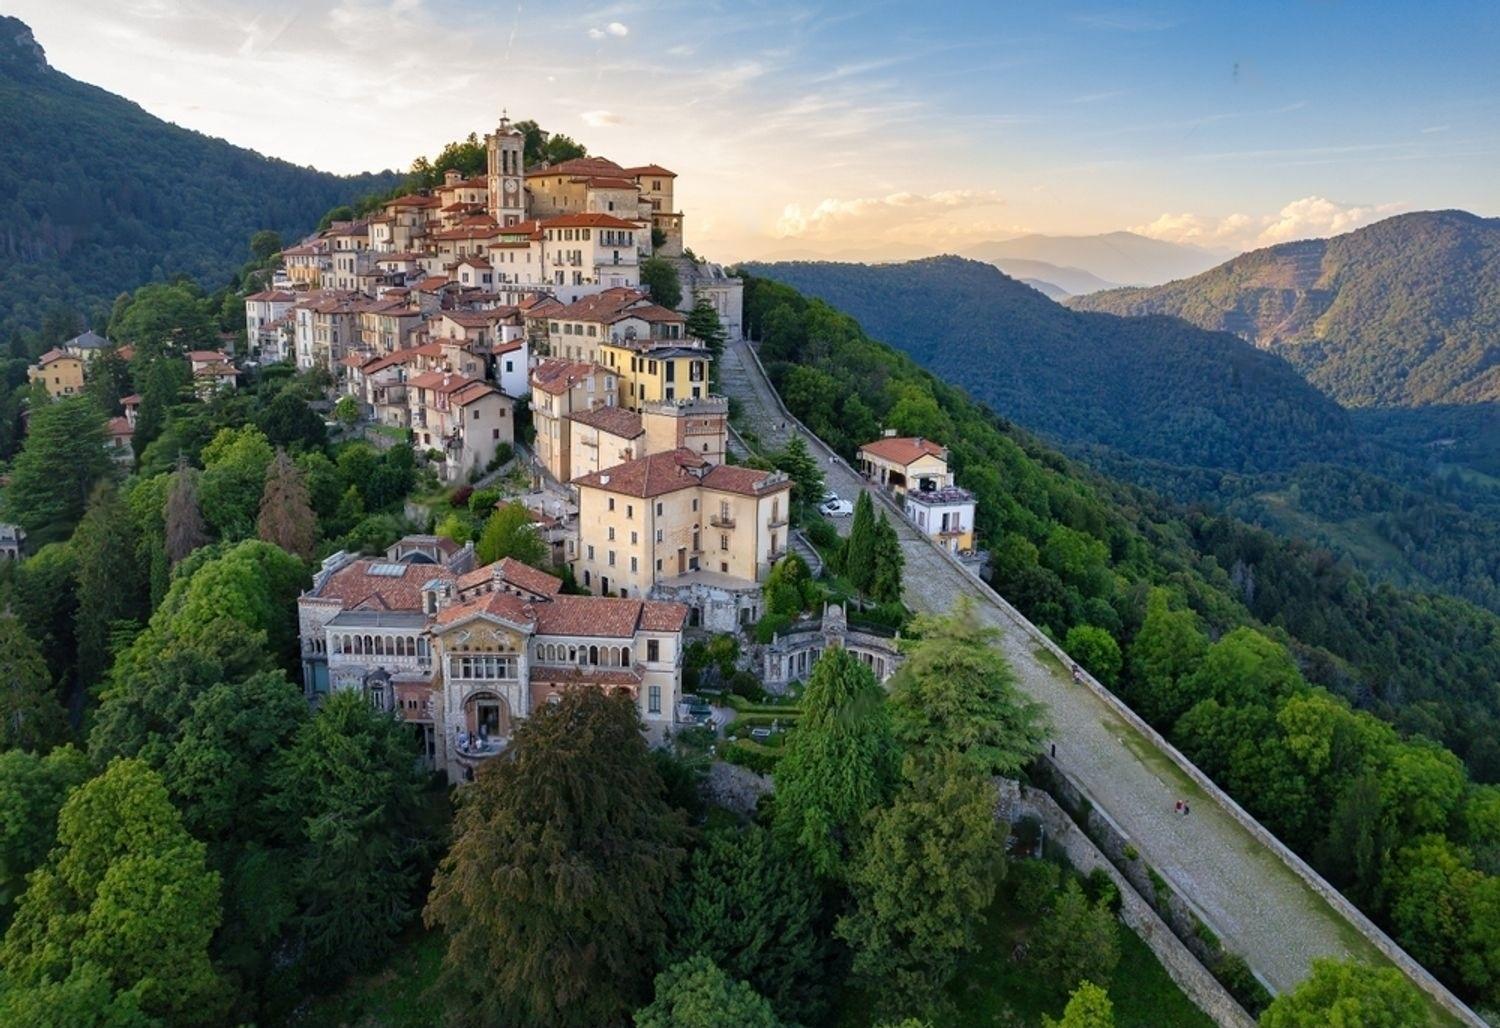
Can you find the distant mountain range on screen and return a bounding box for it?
[743,256,1353,475]
[0,16,400,335]
[987,258,1117,297]
[967,231,1229,287]
[1070,210,1500,408]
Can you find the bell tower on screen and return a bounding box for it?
[485,111,526,225]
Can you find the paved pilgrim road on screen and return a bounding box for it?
[719,336,1415,1001]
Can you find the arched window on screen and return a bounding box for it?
[589,645,599,666]
[622,647,631,666]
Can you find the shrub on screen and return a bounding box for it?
[468,487,501,515]
[723,738,779,775]
[804,519,839,552]
[1215,952,1272,1016]
[486,442,514,472]
[729,670,766,702]
[449,485,474,508]
[1012,858,1061,915]
[754,612,792,644]
[1084,867,1120,914]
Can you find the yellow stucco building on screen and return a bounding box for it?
[28,349,85,398]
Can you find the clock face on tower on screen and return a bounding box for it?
[504,178,518,196]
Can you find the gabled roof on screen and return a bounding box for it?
[457,558,563,599]
[525,156,627,180]
[387,194,440,208]
[530,359,613,396]
[533,595,688,638]
[567,404,643,439]
[244,290,296,302]
[626,164,677,178]
[34,348,77,366]
[538,212,640,231]
[66,329,110,349]
[313,560,453,612]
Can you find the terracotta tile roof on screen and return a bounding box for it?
[534,595,641,638]
[456,256,491,269]
[414,275,452,292]
[614,303,685,325]
[450,381,502,407]
[626,164,677,178]
[530,359,612,396]
[641,601,689,632]
[493,339,525,356]
[188,350,230,364]
[121,393,142,405]
[456,558,564,599]
[245,289,295,302]
[540,287,646,323]
[433,588,535,628]
[583,176,638,190]
[538,213,640,230]
[316,560,453,612]
[409,370,482,395]
[701,462,790,497]
[106,415,133,438]
[573,449,789,498]
[441,309,511,328]
[34,348,75,366]
[567,405,643,439]
[526,156,627,180]
[858,436,948,466]
[387,194,440,208]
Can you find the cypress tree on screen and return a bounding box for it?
[72,483,145,689]
[844,491,877,597]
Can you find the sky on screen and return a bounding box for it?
[12,0,1500,262]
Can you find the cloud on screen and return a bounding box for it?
[581,109,621,127]
[775,189,1005,239]
[1133,196,1405,250]
[589,21,628,39]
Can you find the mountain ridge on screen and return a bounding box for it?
[1069,210,1500,407]
[0,16,400,335]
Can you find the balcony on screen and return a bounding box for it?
[767,514,789,528]
[709,513,735,529]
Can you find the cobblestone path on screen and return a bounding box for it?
[720,337,1408,999]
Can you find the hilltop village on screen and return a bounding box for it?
[17,116,980,782]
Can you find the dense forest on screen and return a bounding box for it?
[749,256,1500,615]
[745,256,1355,475]
[743,272,1500,1015]
[1070,210,1500,408]
[0,16,400,337]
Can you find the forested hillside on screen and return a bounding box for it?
[748,256,1500,615]
[0,17,399,337]
[1070,210,1500,408]
[744,273,1500,1011]
[745,256,1355,474]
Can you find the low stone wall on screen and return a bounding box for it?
[736,337,1485,1027]
[996,778,1256,1028]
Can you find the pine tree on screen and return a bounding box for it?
[837,752,1006,1019]
[256,449,316,559]
[844,491,877,597]
[772,436,823,512]
[72,483,145,689]
[0,615,67,752]
[686,298,728,364]
[164,455,209,564]
[3,397,111,544]
[773,647,896,880]
[426,689,688,1027]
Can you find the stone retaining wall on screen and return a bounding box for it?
[736,337,1485,1027]
[996,778,1256,1028]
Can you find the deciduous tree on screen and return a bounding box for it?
[198,424,275,538]
[0,745,88,924]
[1259,958,1425,1028]
[1044,981,1114,1028]
[1126,588,1207,726]
[426,689,687,1027]
[0,758,225,1024]
[1064,625,1122,686]
[164,455,209,564]
[641,256,683,309]
[634,955,782,1028]
[476,500,548,567]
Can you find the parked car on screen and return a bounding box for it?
[820,497,854,517]
[821,489,841,504]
